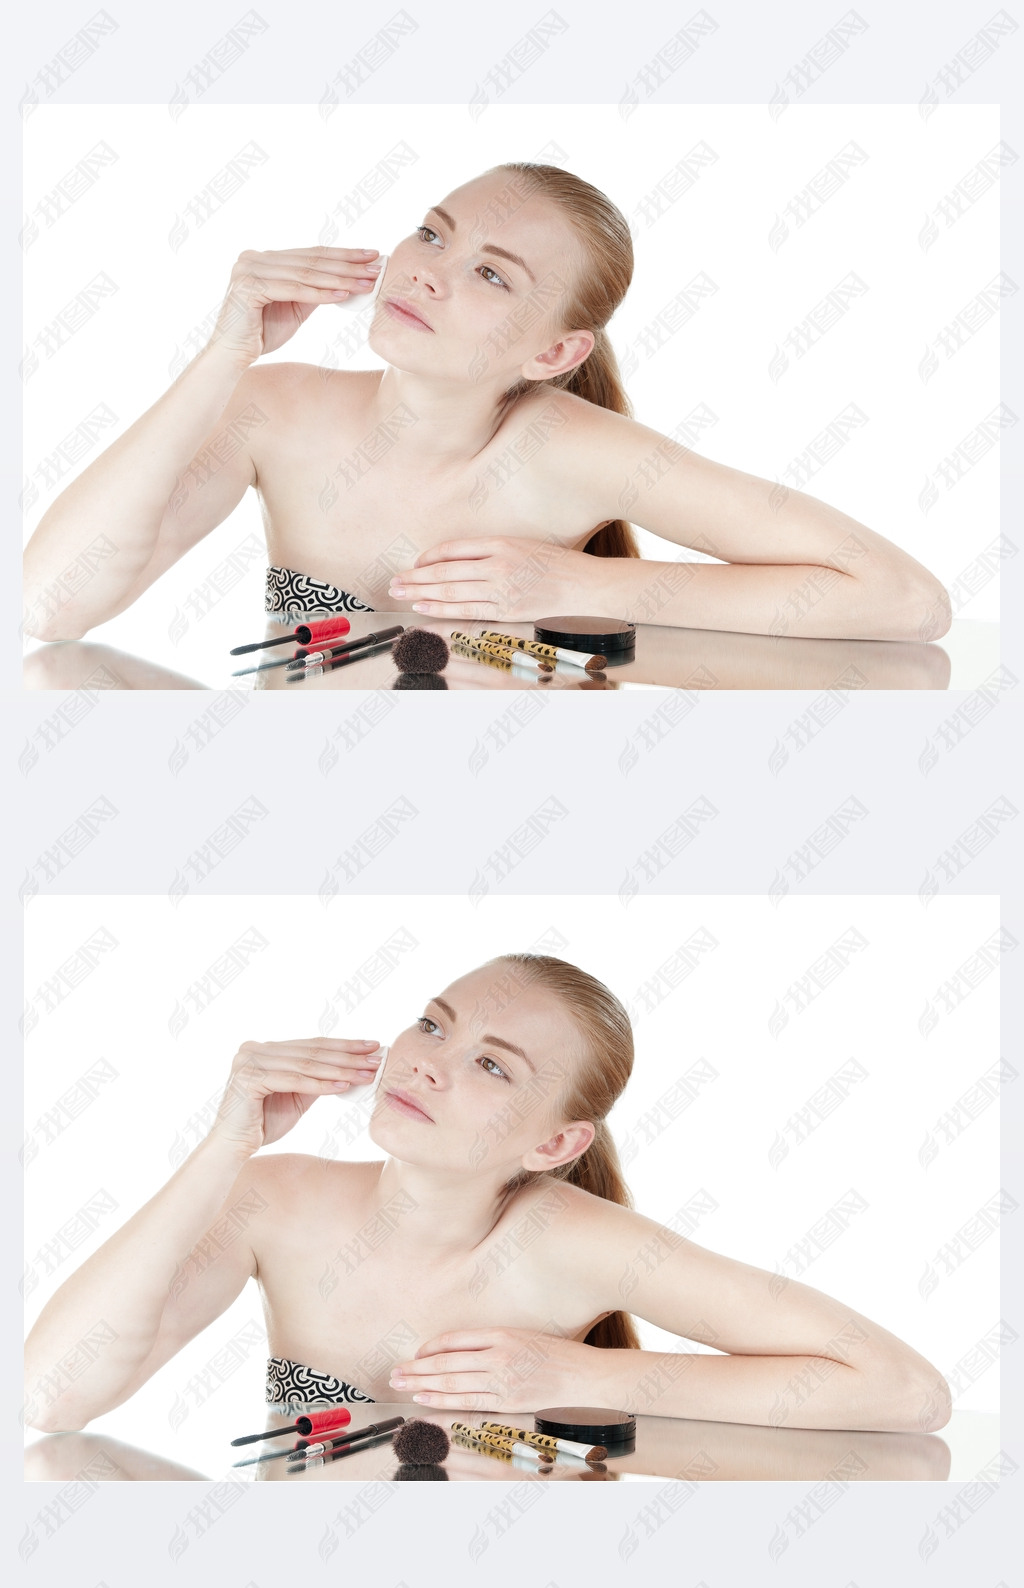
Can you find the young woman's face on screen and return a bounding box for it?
[369,963,586,1178]
[366,171,585,388]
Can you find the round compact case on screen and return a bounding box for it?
[533,616,636,664]
[534,1405,637,1454]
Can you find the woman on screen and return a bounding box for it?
[23,164,950,645]
[24,953,950,1435]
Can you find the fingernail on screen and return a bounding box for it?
[366,261,383,272]
[390,585,406,597]
[390,1375,406,1387]
[367,1056,381,1065]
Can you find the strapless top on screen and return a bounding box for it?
[266,1354,375,1408]
[265,565,376,617]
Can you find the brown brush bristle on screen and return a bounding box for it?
[392,1417,450,1464]
[391,628,450,673]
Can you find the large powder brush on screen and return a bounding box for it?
[391,1417,451,1465]
[391,628,450,674]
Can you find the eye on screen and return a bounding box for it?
[416,1015,439,1035]
[415,224,510,291]
[479,1054,511,1082]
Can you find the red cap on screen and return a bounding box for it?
[296,1407,353,1436]
[303,617,352,644]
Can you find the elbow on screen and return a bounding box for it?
[907,573,952,644]
[880,1356,952,1434]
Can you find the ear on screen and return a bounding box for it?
[522,1119,596,1172]
[519,329,596,383]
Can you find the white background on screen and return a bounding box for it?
[25,891,1002,1476]
[22,101,1001,678]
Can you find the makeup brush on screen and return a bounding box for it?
[285,638,399,680]
[229,616,353,656]
[230,1406,353,1446]
[391,627,450,673]
[285,625,405,669]
[283,1416,406,1466]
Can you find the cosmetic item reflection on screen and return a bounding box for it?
[450,639,552,679]
[285,625,405,669]
[478,1420,607,1462]
[285,638,398,680]
[477,629,607,673]
[285,1416,407,1470]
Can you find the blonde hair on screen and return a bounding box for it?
[483,952,641,1352]
[484,162,641,562]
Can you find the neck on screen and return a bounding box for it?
[368,366,525,469]
[368,1156,534,1260]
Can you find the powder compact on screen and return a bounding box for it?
[533,616,637,665]
[534,1405,637,1454]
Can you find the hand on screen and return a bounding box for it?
[205,246,385,367]
[387,1327,599,1412]
[386,536,601,622]
[207,1037,384,1158]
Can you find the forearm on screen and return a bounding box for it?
[587,542,951,643]
[24,1135,250,1430]
[23,343,250,640]
[592,1347,949,1435]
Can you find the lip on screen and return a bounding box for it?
[383,296,433,331]
[385,1088,434,1121]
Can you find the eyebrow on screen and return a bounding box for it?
[430,996,536,1073]
[426,205,537,286]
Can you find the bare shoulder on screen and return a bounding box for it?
[527,389,685,495]
[245,1151,378,1203]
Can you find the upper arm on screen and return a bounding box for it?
[113,1155,274,1402]
[560,398,947,603]
[581,1200,913,1375]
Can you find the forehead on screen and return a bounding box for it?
[432,175,583,280]
[435,965,583,1062]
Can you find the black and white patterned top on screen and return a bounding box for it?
[266,1354,376,1407]
[265,564,376,617]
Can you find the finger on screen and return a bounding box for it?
[408,1329,508,1359]
[255,1038,382,1053]
[412,540,505,566]
[257,1070,370,1094]
[390,561,497,587]
[405,1390,500,1409]
[238,259,381,289]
